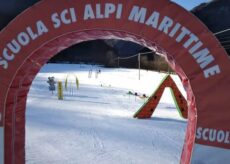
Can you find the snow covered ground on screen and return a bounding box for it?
[26,64,187,164]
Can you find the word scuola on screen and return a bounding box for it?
[0,4,221,78]
[196,127,230,145]
[0,20,48,69]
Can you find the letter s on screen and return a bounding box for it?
[0,57,8,69]
[196,127,202,139]
[51,13,61,28]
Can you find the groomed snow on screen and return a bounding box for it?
[26,64,187,164]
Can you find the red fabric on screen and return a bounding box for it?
[0,0,229,164]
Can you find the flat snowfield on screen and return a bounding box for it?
[26,64,187,164]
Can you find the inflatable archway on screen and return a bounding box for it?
[0,0,229,163]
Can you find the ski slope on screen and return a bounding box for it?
[26,64,187,164]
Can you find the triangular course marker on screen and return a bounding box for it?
[133,75,188,119]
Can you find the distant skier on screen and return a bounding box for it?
[95,69,101,78]
[88,69,92,78]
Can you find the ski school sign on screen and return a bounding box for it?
[0,4,220,79]
[0,0,229,164]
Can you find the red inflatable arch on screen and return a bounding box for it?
[0,0,229,163]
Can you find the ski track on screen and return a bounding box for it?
[26,64,187,164]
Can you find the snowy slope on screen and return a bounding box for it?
[26,64,187,164]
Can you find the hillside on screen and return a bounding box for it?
[192,0,230,56]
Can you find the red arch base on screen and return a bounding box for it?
[0,0,229,164]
